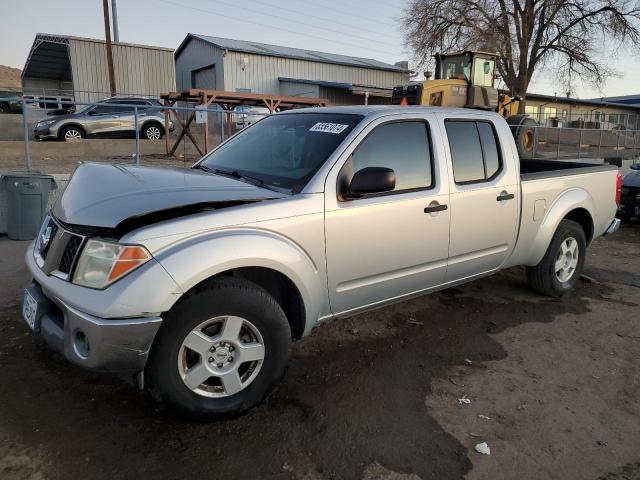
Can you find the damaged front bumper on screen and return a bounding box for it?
[25,281,162,375]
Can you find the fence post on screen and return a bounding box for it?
[578,128,582,159]
[134,106,140,165]
[220,109,225,142]
[22,97,32,171]
[556,126,561,160]
[531,126,538,160]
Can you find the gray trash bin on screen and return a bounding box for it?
[1,172,57,240]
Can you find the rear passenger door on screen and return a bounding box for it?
[441,115,519,281]
[111,100,151,135]
[324,116,450,315]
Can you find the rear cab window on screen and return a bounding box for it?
[445,120,502,184]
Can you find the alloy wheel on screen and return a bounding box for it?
[555,237,579,282]
[177,316,265,398]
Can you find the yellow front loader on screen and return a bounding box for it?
[392,51,537,158]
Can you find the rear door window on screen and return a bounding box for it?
[445,120,502,184]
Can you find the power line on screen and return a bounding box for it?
[296,0,398,28]
[200,0,399,50]
[243,0,395,39]
[156,0,399,58]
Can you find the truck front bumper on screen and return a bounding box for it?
[25,281,162,375]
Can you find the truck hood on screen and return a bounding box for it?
[53,163,285,230]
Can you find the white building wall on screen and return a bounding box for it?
[222,51,408,95]
[68,38,176,102]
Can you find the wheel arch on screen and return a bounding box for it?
[153,229,325,339]
[58,122,86,139]
[141,120,165,134]
[525,188,595,266]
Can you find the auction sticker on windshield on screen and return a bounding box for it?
[309,122,350,134]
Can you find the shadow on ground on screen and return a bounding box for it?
[0,255,615,480]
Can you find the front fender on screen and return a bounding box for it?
[153,228,324,335]
[525,188,595,266]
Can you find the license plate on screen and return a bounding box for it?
[22,290,38,331]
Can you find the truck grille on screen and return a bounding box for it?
[34,216,85,280]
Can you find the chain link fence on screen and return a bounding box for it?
[0,97,270,175]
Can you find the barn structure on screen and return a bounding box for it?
[175,34,410,105]
[21,33,176,103]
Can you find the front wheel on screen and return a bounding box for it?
[526,219,587,297]
[59,125,85,141]
[147,277,291,420]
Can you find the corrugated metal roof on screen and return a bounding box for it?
[176,34,408,73]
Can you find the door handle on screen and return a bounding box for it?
[424,203,448,213]
[496,192,515,202]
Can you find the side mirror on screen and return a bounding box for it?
[88,109,97,116]
[630,163,640,171]
[346,167,396,198]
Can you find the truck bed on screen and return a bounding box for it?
[520,159,617,181]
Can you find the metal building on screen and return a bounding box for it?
[175,34,410,105]
[22,33,176,102]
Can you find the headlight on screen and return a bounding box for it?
[37,120,56,127]
[72,239,151,289]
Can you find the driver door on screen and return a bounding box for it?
[82,104,121,136]
[324,116,451,315]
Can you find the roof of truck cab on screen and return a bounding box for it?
[281,105,503,118]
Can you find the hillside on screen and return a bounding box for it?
[0,65,22,91]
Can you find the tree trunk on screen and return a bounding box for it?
[514,75,530,114]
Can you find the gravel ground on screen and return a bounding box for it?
[0,224,638,480]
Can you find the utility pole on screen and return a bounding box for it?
[111,0,119,42]
[102,0,117,96]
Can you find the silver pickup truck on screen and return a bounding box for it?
[23,106,622,419]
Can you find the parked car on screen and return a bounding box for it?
[0,91,23,114]
[33,96,173,141]
[23,106,621,419]
[231,105,270,128]
[617,162,640,222]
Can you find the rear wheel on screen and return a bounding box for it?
[143,123,163,140]
[515,117,537,159]
[526,219,586,297]
[60,125,84,141]
[147,277,291,419]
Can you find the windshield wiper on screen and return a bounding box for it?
[193,164,215,174]
[213,168,274,190]
[195,165,291,194]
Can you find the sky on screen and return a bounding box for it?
[1,0,639,99]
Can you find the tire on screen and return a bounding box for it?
[147,277,292,420]
[526,219,587,297]
[59,125,84,141]
[515,117,537,159]
[0,103,9,114]
[142,123,163,140]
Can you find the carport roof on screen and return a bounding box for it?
[22,33,174,81]
[177,34,409,73]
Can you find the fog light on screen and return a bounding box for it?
[73,329,90,358]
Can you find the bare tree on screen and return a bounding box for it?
[402,0,640,111]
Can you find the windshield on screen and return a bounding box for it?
[197,113,363,193]
[442,55,471,81]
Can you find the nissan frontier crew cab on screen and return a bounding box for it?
[23,106,622,419]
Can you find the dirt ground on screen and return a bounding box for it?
[0,225,639,480]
